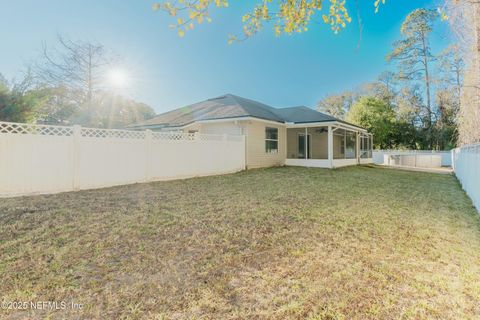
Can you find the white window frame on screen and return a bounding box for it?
[265,127,279,154]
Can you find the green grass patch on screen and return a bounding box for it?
[1,166,479,319]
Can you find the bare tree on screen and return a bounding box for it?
[34,35,110,113]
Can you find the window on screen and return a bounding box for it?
[265,127,278,154]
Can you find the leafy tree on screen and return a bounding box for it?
[395,86,422,125]
[84,91,156,129]
[434,89,459,149]
[31,87,155,128]
[33,86,78,125]
[152,0,386,40]
[0,73,47,123]
[431,44,463,149]
[387,9,438,147]
[317,91,355,119]
[347,96,398,149]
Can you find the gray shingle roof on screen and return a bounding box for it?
[272,106,338,123]
[130,94,362,129]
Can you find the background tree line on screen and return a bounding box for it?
[445,0,480,146]
[150,0,479,149]
[0,35,155,128]
[318,9,463,150]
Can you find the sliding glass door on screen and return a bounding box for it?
[298,134,311,159]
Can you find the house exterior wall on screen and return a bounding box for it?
[184,119,286,169]
[189,121,246,135]
[157,119,371,170]
[245,120,286,169]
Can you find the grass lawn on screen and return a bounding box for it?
[1,166,480,319]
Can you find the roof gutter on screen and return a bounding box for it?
[182,116,285,128]
[285,121,368,133]
[129,116,368,134]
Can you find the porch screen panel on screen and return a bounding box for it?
[307,127,328,159]
[345,131,356,159]
[333,129,344,159]
[360,135,373,158]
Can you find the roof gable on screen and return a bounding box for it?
[131,94,283,128]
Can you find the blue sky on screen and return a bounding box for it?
[0,0,450,114]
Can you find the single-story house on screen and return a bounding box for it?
[129,94,373,169]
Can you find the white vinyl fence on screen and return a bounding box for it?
[373,150,452,167]
[0,121,246,197]
[452,143,480,212]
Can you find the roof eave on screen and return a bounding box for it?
[285,120,368,132]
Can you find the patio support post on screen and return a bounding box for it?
[356,132,360,164]
[371,134,374,158]
[328,126,333,168]
[305,127,308,160]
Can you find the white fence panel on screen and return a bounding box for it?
[0,134,74,195]
[452,144,480,212]
[77,137,148,189]
[0,121,245,197]
[373,150,452,167]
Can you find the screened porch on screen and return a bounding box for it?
[285,124,373,168]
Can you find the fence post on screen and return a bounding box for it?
[243,135,247,170]
[72,125,81,191]
[145,129,152,182]
[451,148,456,171]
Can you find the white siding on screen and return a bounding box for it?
[191,119,286,169]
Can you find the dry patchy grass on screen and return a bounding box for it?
[1,166,480,319]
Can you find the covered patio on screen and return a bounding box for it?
[285,122,373,168]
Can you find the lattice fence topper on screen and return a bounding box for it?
[0,121,245,142]
[152,131,196,141]
[0,121,74,136]
[81,127,146,139]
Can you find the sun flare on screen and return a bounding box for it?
[107,68,129,88]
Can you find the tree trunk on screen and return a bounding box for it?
[421,32,433,148]
[86,45,93,124]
